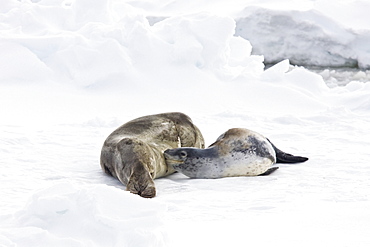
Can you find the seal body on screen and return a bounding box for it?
[100,112,204,197]
[164,128,277,178]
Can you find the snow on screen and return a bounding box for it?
[1,0,370,246]
[131,0,370,69]
[234,7,370,69]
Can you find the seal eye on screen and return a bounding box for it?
[180,151,187,158]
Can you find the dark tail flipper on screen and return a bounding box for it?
[267,139,309,163]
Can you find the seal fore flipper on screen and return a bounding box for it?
[267,139,309,163]
[259,167,279,176]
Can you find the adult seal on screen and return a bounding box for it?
[164,128,308,179]
[100,112,204,198]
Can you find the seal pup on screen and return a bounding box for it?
[100,112,204,198]
[164,128,308,179]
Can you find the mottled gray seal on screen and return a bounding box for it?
[100,112,204,198]
[164,128,308,178]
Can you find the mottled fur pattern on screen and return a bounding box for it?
[100,112,204,198]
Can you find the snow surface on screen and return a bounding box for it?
[1,0,370,246]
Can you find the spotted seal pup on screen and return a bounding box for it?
[164,128,308,178]
[100,112,204,197]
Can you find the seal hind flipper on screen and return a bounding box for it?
[267,139,309,163]
[275,152,309,163]
[259,167,279,176]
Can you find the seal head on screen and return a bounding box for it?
[164,147,220,178]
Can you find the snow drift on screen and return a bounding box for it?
[235,7,370,69]
[131,0,370,69]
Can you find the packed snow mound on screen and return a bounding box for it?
[0,183,167,247]
[235,7,370,69]
[132,0,370,69]
[0,0,142,87]
[0,0,261,88]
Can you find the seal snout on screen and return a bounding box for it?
[163,148,187,166]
